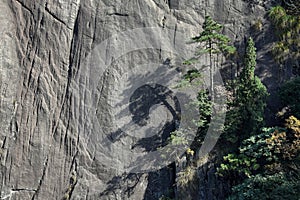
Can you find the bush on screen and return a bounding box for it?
[227,173,300,200]
[280,77,300,118]
[217,127,283,178]
[269,5,300,73]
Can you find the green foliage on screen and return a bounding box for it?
[189,89,212,150]
[224,38,268,141]
[275,116,300,160]
[169,130,189,146]
[185,15,236,103]
[160,130,189,160]
[280,77,300,118]
[236,38,268,135]
[172,69,211,148]
[174,69,202,88]
[219,115,300,178]
[163,87,212,157]
[240,38,256,81]
[219,115,300,199]
[184,16,236,145]
[176,166,197,187]
[227,173,300,200]
[195,89,212,128]
[191,16,236,56]
[183,69,202,82]
[171,88,212,151]
[175,69,211,129]
[186,15,236,71]
[269,6,300,69]
[218,154,259,178]
[217,127,283,178]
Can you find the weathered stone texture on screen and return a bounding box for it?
[0,0,279,199]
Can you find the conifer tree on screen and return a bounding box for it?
[187,16,236,101]
[232,37,268,137]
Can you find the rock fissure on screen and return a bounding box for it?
[44,3,71,30]
[51,5,80,139]
[107,13,129,17]
[11,188,37,192]
[14,0,34,16]
[31,156,48,200]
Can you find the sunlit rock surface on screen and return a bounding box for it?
[0,0,280,199]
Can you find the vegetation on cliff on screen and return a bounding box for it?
[176,4,299,199]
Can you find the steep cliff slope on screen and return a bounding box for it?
[0,0,280,199]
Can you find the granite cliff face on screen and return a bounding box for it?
[0,0,279,199]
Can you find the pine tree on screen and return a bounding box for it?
[187,16,236,101]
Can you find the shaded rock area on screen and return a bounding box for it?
[0,0,285,199]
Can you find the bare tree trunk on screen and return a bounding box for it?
[209,42,214,103]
